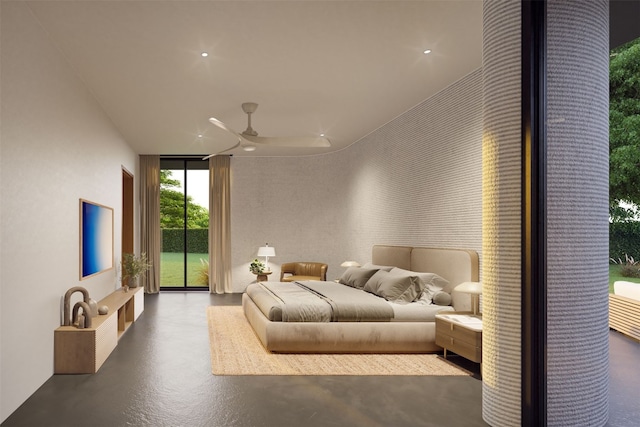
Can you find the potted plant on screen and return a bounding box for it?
[249,258,265,275]
[121,252,152,289]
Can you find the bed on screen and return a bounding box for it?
[242,245,479,353]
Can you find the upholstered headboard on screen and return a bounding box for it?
[372,245,480,311]
[370,245,413,270]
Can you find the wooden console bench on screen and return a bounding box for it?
[54,287,144,374]
[609,293,640,342]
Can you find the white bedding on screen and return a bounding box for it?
[387,300,454,322]
[246,280,453,323]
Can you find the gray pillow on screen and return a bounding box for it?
[375,275,425,304]
[416,283,442,305]
[362,262,394,272]
[339,267,378,289]
[363,269,390,294]
[388,267,450,292]
[432,291,452,306]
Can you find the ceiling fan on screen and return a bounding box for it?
[203,102,331,159]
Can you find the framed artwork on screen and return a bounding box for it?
[79,199,114,279]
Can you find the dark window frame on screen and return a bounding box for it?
[521,1,547,425]
[160,157,209,291]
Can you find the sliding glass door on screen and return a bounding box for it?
[160,158,209,290]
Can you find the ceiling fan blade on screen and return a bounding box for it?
[203,115,245,159]
[242,135,331,147]
[202,139,241,160]
[209,116,242,138]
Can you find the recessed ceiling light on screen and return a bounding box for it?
[197,134,203,138]
[423,49,432,55]
[320,133,325,137]
[201,52,209,57]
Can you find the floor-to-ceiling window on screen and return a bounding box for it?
[609,35,640,290]
[160,158,209,290]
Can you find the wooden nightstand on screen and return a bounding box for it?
[255,271,272,282]
[435,313,482,365]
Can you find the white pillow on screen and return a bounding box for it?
[363,270,425,303]
[388,267,449,291]
[388,267,450,304]
[432,291,452,306]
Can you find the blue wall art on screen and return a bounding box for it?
[80,199,114,279]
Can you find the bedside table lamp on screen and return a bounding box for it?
[340,261,361,268]
[257,244,276,272]
[455,282,482,315]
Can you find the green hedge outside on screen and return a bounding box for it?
[610,221,640,262]
[161,224,639,260]
[162,228,208,253]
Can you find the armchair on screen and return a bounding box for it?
[280,262,328,282]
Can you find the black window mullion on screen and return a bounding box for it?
[183,162,188,288]
[521,1,547,425]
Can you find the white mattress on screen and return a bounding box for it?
[388,300,454,322]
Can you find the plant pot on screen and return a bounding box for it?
[124,277,139,288]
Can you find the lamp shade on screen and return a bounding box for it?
[340,261,361,268]
[257,246,276,257]
[454,281,482,295]
[454,281,482,315]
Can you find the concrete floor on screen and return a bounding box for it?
[2,292,639,426]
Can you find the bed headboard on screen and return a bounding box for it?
[372,245,480,311]
[370,245,413,270]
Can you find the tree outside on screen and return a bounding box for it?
[610,37,640,288]
[610,37,640,215]
[160,169,209,229]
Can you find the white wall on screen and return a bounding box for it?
[231,69,483,291]
[0,3,138,421]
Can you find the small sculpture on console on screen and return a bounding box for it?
[72,301,92,328]
[63,286,98,327]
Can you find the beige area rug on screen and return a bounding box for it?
[207,305,470,376]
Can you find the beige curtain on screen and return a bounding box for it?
[139,155,161,294]
[209,156,232,293]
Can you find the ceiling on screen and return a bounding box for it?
[23,1,483,157]
[611,1,640,48]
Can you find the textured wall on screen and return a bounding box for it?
[481,1,611,425]
[230,69,483,291]
[481,1,522,425]
[546,1,610,425]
